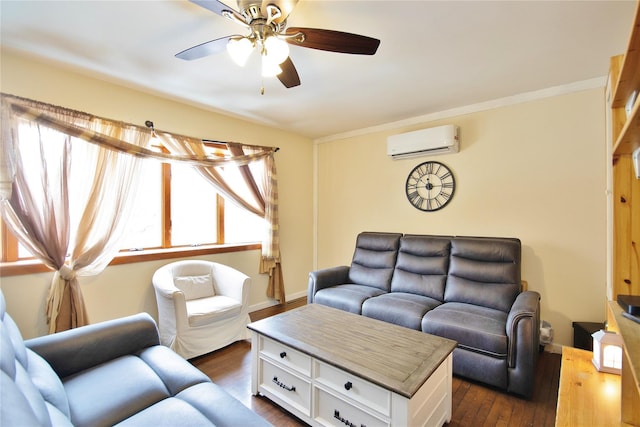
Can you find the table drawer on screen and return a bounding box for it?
[314,386,389,427]
[260,336,311,377]
[315,360,391,416]
[259,358,311,416]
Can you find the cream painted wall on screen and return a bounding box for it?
[0,50,608,349]
[0,51,314,339]
[316,89,607,348]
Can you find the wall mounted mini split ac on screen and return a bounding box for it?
[633,146,640,179]
[387,125,459,160]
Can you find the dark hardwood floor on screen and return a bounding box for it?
[190,300,561,427]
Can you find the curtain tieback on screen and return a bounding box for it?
[59,265,76,281]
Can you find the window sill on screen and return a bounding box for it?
[0,243,262,277]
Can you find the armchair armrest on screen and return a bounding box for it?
[308,266,350,303]
[26,313,160,379]
[505,290,541,397]
[213,264,250,305]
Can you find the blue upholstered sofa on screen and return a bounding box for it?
[0,290,271,427]
[308,232,541,397]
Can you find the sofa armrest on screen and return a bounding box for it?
[505,290,541,397]
[25,313,160,379]
[308,266,350,303]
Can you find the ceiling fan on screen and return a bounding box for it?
[176,0,380,91]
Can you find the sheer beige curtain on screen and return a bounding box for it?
[1,96,149,333]
[228,142,284,303]
[160,137,285,303]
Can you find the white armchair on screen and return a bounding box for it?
[152,260,251,359]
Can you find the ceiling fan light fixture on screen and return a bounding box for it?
[227,37,254,66]
[263,36,289,65]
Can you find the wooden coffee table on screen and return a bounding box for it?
[248,304,457,427]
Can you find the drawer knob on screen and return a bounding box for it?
[279,351,287,358]
[344,381,353,391]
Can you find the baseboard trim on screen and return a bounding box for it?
[249,290,307,313]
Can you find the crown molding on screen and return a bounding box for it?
[314,76,606,144]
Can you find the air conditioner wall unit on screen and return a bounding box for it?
[387,125,459,160]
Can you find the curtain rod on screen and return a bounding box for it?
[144,119,279,152]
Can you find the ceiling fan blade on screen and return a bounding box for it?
[277,57,300,88]
[190,0,246,24]
[262,0,298,24]
[176,36,236,60]
[285,27,380,55]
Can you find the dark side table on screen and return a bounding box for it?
[572,321,605,351]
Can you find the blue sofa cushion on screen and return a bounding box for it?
[422,302,509,357]
[314,284,385,314]
[63,354,174,426]
[1,296,72,427]
[362,292,441,330]
[444,237,521,312]
[391,235,451,300]
[348,232,402,291]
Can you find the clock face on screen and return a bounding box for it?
[405,161,456,211]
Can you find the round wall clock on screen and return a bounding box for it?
[405,161,456,211]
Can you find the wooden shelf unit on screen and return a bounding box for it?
[611,2,640,156]
[611,1,640,303]
[607,2,640,425]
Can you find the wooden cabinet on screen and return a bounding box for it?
[610,1,640,299]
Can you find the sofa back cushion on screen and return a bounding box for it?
[444,237,521,312]
[0,290,72,427]
[349,232,402,291]
[391,235,452,301]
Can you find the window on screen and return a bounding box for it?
[170,162,218,247]
[0,125,264,266]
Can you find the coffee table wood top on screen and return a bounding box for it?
[248,304,456,398]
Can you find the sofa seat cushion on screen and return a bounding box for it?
[117,382,271,427]
[63,354,175,426]
[314,285,385,314]
[422,302,508,358]
[115,396,213,426]
[362,293,441,330]
[186,296,242,327]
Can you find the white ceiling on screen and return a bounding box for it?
[0,1,636,140]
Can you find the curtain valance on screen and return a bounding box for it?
[3,95,276,169]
